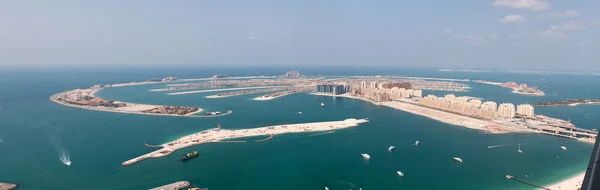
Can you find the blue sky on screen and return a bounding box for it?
[0,0,598,70]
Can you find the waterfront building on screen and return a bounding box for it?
[469,99,482,108]
[382,82,412,89]
[497,103,516,118]
[316,84,347,95]
[412,90,422,98]
[516,104,535,117]
[370,82,378,89]
[361,81,368,89]
[445,94,456,100]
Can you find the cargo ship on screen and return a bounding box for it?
[181,151,199,161]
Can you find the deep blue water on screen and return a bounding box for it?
[0,68,598,190]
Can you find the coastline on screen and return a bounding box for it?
[122,118,369,165]
[167,86,285,95]
[311,93,517,134]
[546,172,585,190]
[253,89,309,101]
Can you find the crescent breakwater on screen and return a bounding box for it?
[121,118,369,166]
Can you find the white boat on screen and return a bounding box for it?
[321,102,325,107]
[397,171,404,177]
[361,153,371,159]
[325,187,329,190]
[518,143,523,153]
[561,146,567,150]
[414,140,420,146]
[388,146,396,152]
[453,157,463,163]
[298,112,302,114]
[64,160,72,166]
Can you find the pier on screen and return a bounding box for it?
[255,134,274,142]
[506,175,550,190]
[149,181,190,190]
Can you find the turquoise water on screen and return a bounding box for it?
[0,68,597,189]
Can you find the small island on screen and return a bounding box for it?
[0,182,18,190]
[533,99,600,107]
[474,80,545,96]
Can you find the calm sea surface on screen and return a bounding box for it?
[0,68,598,190]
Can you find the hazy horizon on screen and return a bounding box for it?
[1,0,599,70]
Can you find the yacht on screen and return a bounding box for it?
[518,143,523,153]
[321,102,325,107]
[453,157,463,163]
[64,160,72,166]
[397,171,404,177]
[388,146,396,152]
[361,153,371,159]
[414,140,420,146]
[325,187,329,190]
[561,146,567,150]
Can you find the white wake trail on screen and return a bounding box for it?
[487,144,509,149]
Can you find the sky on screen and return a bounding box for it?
[0,0,599,71]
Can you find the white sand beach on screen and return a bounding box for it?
[122,118,369,165]
[167,86,284,95]
[547,172,585,190]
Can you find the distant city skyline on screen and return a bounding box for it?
[1,0,599,70]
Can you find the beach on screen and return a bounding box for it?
[167,86,285,95]
[122,118,369,165]
[546,172,585,190]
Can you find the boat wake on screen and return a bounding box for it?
[487,144,509,149]
[584,113,600,121]
[305,131,335,137]
[49,133,72,166]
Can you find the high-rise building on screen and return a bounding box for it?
[481,101,497,111]
[469,99,482,108]
[497,103,516,118]
[370,82,378,89]
[381,82,412,89]
[412,90,423,98]
[516,104,535,117]
[361,81,367,89]
[445,94,456,100]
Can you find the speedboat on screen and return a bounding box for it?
[517,143,523,153]
[453,157,463,163]
[321,102,325,107]
[561,146,567,150]
[414,140,420,146]
[397,171,404,177]
[64,160,72,166]
[388,146,395,152]
[361,153,371,159]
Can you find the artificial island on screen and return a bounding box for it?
[50,72,596,144]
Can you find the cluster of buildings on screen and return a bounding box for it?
[141,106,199,115]
[283,70,301,78]
[211,74,230,79]
[146,77,178,82]
[350,81,422,102]
[54,89,126,108]
[418,94,535,120]
[315,84,352,95]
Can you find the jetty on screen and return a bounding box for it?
[122,118,369,166]
[506,175,550,190]
[149,181,190,190]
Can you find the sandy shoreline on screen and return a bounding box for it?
[167,86,285,95]
[546,172,585,190]
[122,118,369,165]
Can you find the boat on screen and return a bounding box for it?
[181,151,199,161]
[561,146,567,150]
[64,160,72,166]
[397,171,404,177]
[518,143,523,153]
[388,146,395,152]
[361,153,371,159]
[321,102,325,107]
[325,187,329,190]
[453,157,463,163]
[188,188,207,190]
[298,112,302,114]
[414,140,420,146]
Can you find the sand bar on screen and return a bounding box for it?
[546,172,585,190]
[122,118,369,165]
[167,86,285,95]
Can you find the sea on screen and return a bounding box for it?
[0,67,598,190]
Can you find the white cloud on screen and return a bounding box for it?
[538,10,580,20]
[554,20,600,31]
[492,0,550,11]
[510,26,568,40]
[489,34,499,39]
[456,35,492,46]
[444,29,452,34]
[248,36,259,41]
[500,15,526,23]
